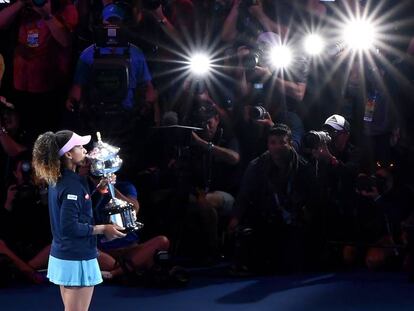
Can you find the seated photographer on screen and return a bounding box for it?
[77,163,170,280]
[343,164,414,271]
[181,98,241,261]
[0,0,78,135]
[0,154,51,284]
[188,98,240,199]
[229,124,315,274]
[98,183,170,280]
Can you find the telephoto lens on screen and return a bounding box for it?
[303,130,331,150]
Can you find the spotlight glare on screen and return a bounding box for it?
[343,18,376,51]
[189,53,211,75]
[270,45,292,69]
[304,34,325,55]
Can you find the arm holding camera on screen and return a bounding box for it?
[247,0,288,38]
[312,142,339,166]
[254,111,274,128]
[273,78,307,102]
[32,0,73,48]
[147,5,180,43]
[0,100,27,157]
[221,0,242,42]
[0,128,27,157]
[4,184,18,212]
[192,132,240,166]
[0,0,26,29]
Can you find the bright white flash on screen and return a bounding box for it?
[304,34,325,55]
[189,53,211,75]
[270,45,292,69]
[343,18,376,51]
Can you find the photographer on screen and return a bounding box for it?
[344,165,414,271]
[0,0,78,135]
[232,31,308,155]
[66,3,156,175]
[0,154,51,284]
[0,99,30,196]
[77,162,171,281]
[302,114,362,247]
[229,124,315,274]
[127,0,193,109]
[221,0,288,45]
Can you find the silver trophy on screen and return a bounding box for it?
[88,132,144,232]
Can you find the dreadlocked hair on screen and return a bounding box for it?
[32,132,62,186]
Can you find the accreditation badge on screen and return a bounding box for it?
[27,29,40,48]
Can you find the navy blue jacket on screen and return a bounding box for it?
[48,169,97,260]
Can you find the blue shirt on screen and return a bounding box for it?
[73,44,152,110]
[48,169,97,260]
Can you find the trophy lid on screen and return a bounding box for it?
[87,132,123,176]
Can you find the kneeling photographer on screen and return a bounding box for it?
[229,124,316,274]
[301,114,362,251]
[343,164,414,271]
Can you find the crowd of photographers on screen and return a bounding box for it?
[1,0,414,286]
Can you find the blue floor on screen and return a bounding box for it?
[1,271,412,311]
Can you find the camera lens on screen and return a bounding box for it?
[242,52,259,70]
[303,131,331,149]
[32,0,47,8]
[250,106,267,120]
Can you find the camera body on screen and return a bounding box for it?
[93,25,129,48]
[356,173,387,194]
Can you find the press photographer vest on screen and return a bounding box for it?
[88,45,131,113]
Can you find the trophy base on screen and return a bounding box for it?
[104,198,144,232]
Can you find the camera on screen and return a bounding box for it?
[249,105,267,120]
[149,251,189,287]
[355,173,387,194]
[242,49,263,71]
[355,174,376,192]
[142,0,168,10]
[32,0,47,7]
[302,130,331,150]
[0,98,15,118]
[240,0,259,8]
[93,25,129,48]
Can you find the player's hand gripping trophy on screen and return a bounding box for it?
[88,132,144,231]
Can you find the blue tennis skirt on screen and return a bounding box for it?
[47,255,103,287]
